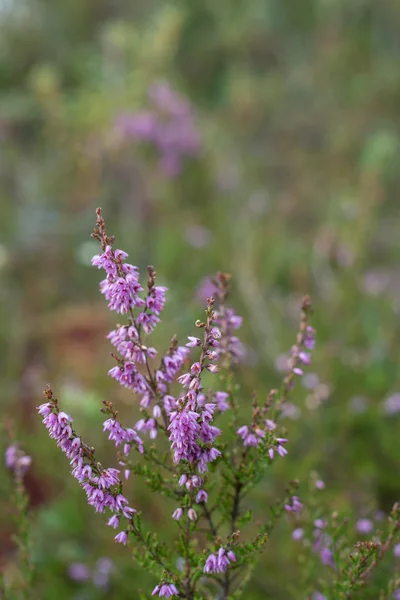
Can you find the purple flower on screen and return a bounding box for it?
[237,425,265,447]
[114,531,128,545]
[100,275,145,314]
[214,391,229,411]
[172,508,183,521]
[197,447,221,473]
[216,547,230,571]
[394,590,400,600]
[356,518,373,534]
[394,543,400,558]
[268,437,288,459]
[186,336,201,348]
[313,530,335,568]
[93,557,114,589]
[185,475,202,489]
[168,409,200,464]
[196,489,208,503]
[304,326,316,350]
[195,277,218,302]
[314,519,326,529]
[203,547,235,574]
[68,562,91,582]
[214,307,244,362]
[152,582,179,597]
[315,479,325,490]
[319,547,334,568]
[117,81,200,178]
[103,418,143,454]
[285,496,302,513]
[292,528,304,541]
[5,444,31,476]
[383,393,400,415]
[107,515,120,529]
[188,508,197,521]
[298,351,311,365]
[203,553,218,573]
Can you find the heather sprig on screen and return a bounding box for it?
[35,208,325,599]
[37,386,177,587]
[334,503,400,599]
[3,435,33,600]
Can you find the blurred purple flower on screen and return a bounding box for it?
[356,518,373,534]
[383,393,400,415]
[275,353,289,373]
[195,277,218,302]
[285,496,302,513]
[281,402,301,420]
[292,528,304,541]
[116,81,200,178]
[394,543,400,558]
[319,547,334,568]
[68,562,91,583]
[302,373,320,390]
[5,444,31,477]
[93,557,114,589]
[314,519,326,529]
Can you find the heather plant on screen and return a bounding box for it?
[22,209,400,599]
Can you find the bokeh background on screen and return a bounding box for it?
[1,1,400,598]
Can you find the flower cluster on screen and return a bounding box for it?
[215,306,243,362]
[116,80,200,177]
[5,443,32,477]
[203,272,244,365]
[168,299,222,472]
[203,547,236,574]
[37,387,135,544]
[92,210,191,440]
[284,496,303,513]
[103,410,144,476]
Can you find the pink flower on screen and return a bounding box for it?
[188,508,197,521]
[172,508,183,521]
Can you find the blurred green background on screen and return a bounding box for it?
[1,0,400,598]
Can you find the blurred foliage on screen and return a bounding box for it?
[1,0,400,598]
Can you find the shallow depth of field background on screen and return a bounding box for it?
[1,1,400,598]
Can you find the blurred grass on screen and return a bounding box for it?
[1,0,400,597]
